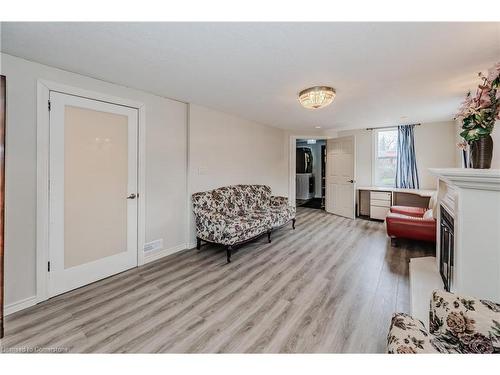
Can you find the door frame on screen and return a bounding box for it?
[36,80,146,303]
[288,135,330,207]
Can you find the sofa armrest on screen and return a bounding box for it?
[387,313,440,353]
[193,210,228,242]
[271,196,296,216]
[270,196,289,207]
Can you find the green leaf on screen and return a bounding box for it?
[460,129,475,142]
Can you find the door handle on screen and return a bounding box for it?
[126,193,137,200]
[348,179,355,183]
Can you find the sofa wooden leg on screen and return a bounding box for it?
[391,237,398,247]
[226,246,232,263]
[267,230,272,243]
[196,237,202,250]
[292,218,296,230]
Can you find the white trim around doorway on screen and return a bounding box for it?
[35,80,147,304]
[288,135,331,207]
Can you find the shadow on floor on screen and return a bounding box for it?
[297,198,323,210]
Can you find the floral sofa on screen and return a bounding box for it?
[192,185,296,263]
[387,290,500,353]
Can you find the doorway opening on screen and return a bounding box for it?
[295,139,326,210]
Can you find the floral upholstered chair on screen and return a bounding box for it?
[192,185,296,263]
[387,290,500,353]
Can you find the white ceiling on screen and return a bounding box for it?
[1,22,500,131]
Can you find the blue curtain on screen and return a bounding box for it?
[395,125,420,189]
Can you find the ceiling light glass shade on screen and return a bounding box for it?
[298,86,336,109]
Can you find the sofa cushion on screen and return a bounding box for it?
[429,290,500,353]
[385,211,437,243]
[222,211,271,245]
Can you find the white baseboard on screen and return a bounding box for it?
[186,241,197,249]
[143,243,188,264]
[4,295,38,316]
[5,244,193,316]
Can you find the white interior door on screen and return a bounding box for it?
[326,136,356,219]
[48,92,138,297]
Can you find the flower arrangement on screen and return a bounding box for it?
[456,62,500,142]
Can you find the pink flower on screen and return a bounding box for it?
[487,62,500,82]
[477,91,492,109]
[456,61,500,120]
[456,92,475,118]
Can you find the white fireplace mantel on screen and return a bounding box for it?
[409,167,500,326]
[430,167,500,303]
[429,168,500,191]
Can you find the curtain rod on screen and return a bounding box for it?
[366,123,421,131]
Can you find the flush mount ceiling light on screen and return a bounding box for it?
[298,86,336,110]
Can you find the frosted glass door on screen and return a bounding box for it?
[48,92,138,297]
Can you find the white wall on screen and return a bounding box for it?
[187,104,288,243]
[414,121,457,188]
[1,53,188,308]
[338,121,457,190]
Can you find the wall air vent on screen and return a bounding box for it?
[144,239,164,253]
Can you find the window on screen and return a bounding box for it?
[374,129,398,187]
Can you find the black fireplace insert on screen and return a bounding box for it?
[439,205,454,292]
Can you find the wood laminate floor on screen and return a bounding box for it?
[1,207,434,353]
